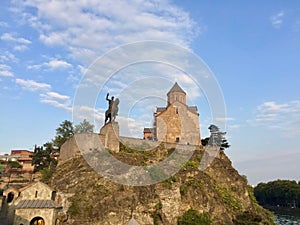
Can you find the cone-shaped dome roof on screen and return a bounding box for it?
[167,82,186,95]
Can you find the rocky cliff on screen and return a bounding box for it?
[51,143,275,225]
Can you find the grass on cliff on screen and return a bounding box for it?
[178,209,212,225]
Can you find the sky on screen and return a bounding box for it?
[0,0,299,185]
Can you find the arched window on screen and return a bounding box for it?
[30,217,45,225]
[7,192,14,203]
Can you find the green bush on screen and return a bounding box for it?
[153,213,161,225]
[155,202,163,210]
[40,168,52,183]
[8,161,22,169]
[183,160,199,170]
[162,176,177,188]
[178,209,212,225]
[233,211,262,225]
[68,200,79,216]
[214,184,241,210]
[180,184,188,196]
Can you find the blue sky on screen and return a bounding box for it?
[0,1,299,185]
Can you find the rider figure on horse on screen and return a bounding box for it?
[105,93,119,124]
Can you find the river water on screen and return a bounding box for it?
[275,213,300,225]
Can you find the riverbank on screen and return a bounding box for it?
[263,205,300,216]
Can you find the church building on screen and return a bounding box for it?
[144,82,201,146]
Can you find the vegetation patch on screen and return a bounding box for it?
[68,199,80,216]
[152,213,162,225]
[155,202,163,210]
[233,211,263,225]
[94,183,110,196]
[180,184,188,196]
[162,176,177,189]
[214,184,242,210]
[178,209,212,225]
[183,160,199,170]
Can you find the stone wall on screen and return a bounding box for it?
[156,102,201,146]
[100,122,119,152]
[20,182,54,200]
[59,136,81,163]
[119,136,159,150]
[14,208,57,225]
[59,123,120,163]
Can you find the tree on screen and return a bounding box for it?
[32,143,57,172]
[201,125,230,151]
[53,120,74,148]
[254,180,300,207]
[6,161,23,184]
[74,119,94,133]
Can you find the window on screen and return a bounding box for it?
[7,192,14,203]
[35,191,38,198]
[51,191,56,201]
[176,137,180,142]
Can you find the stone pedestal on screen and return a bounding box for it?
[100,122,119,152]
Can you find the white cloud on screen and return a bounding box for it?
[18,0,199,65]
[249,100,300,136]
[40,99,71,111]
[15,77,72,110]
[40,91,71,111]
[0,33,31,44]
[16,78,51,92]
[0,70,13,77]
[0,64,14,77]
[0,51,17,62]
[13,45,29,51]
[28,59,72,70]
[47,59,72,69]
[270,11,284,28]
[45,91,70,101]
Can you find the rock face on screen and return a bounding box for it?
[51,146,275,225]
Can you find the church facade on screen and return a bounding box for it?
[144,82,201,146]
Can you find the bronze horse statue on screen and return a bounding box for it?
[105,98,119,124]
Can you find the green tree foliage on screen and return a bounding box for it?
[32,119,93,179]
[178,209,212,225]
[53,120,74,148]
[7,161,22,169]
[254,180,300,207]
[5,161,23,181]
[32,143,57,172]
[74,119,94,133]
[201,137,230,151]
[209,125,229,150]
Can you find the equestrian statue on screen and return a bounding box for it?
[105,93,119,124]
